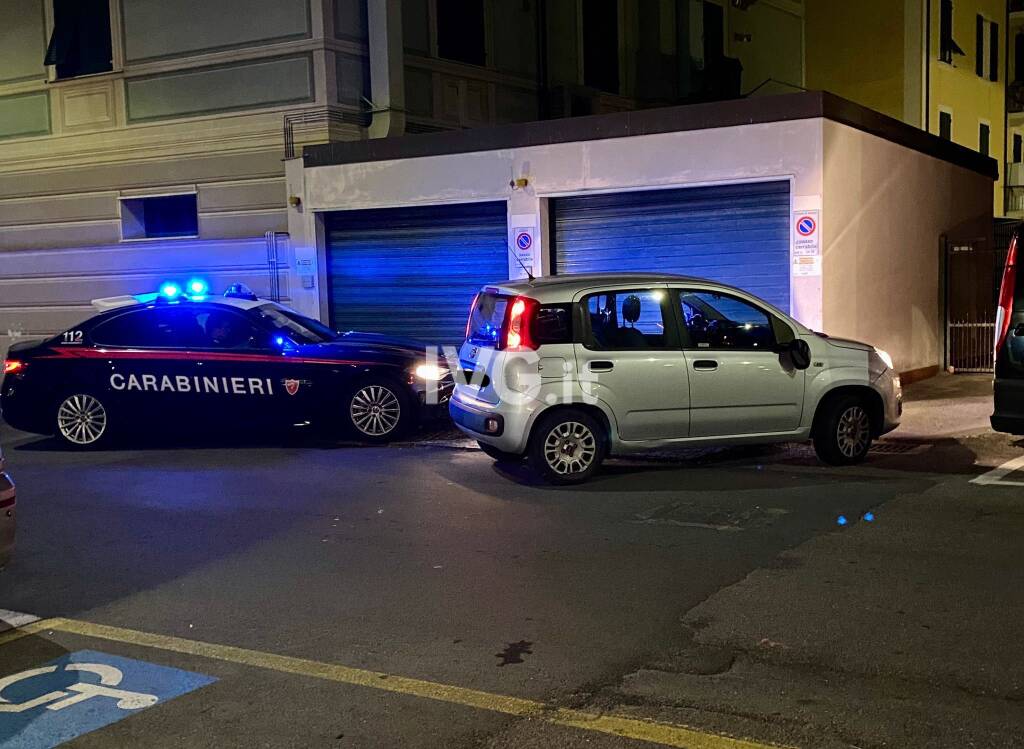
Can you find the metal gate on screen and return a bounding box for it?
[945,222,1016,373]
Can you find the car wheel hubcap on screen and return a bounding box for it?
[57,394,107,445]
[837,406,870,458]
[543,421,597,475]
[350,385,401,436]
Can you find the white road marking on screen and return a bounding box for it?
[970,455,1024,487]
[0,609,40,632]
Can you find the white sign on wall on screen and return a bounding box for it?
[792,255,822,277]
[509,214,537,279]
[793,210,820,257]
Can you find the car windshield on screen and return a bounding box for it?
[254,304,338,344]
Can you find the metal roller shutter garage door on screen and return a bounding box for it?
[551,181,791,311]
[326,201,508,344]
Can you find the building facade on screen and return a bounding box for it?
[0,0,805,357]
[807,0,1008,217]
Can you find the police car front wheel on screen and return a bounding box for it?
[347,381,410,442]
[55,393,111,448]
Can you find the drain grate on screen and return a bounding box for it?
[869,441,928,455]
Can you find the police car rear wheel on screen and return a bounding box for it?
[348,382,408,442]
[55,393,110,448]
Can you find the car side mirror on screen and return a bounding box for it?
[786,339,812,370]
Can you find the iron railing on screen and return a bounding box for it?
[282,107,370,160]
[947,321,996,373]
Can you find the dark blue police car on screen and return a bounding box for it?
[1,281,452,447]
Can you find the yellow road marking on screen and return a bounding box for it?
[4,617,794,749]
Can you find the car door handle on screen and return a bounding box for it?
[693,360,719,371]
[588,360,614,372]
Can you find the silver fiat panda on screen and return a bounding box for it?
[449,273,902,484]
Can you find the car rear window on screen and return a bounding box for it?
[467,293,509,346]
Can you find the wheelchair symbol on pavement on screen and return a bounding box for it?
[0,662,158,713]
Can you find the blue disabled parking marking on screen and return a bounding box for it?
[0,650,216,749]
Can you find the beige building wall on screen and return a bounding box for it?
[822,120,993,375]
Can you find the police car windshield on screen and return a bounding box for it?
[254,305,338,344]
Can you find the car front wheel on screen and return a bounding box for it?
[346,380,411,443]
[527,409,606,485]
[54,393,112,449]
[813,395,873,465]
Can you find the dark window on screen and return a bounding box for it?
[584,290,668,350]
[1015,33,1024,82]
[44,0,113,79]
[1013,133,1022,163]
[120,194,199,240]
[977,15,985,76]
[467,293,509,347]
[91,308,205,348]
[532,305,573,345]
[939,110,953,140]
[255,305,338,344]
[195,309,268,350]
[703,1,725,64]
[990,21,999,82]
[940,0,964,64]
[436,0,486,66]
[679,291,774,350]
[980,122,991,156]
[582,0,619,93]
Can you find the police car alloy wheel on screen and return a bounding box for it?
[813,395,874,465]
[528,409,606,485]
[55,393,109,447]
[348,382,407,441]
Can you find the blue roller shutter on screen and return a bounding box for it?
[326,201,508,344]
[551,181,791,311]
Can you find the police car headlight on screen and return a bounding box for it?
[874,348,894,370]
[414,364,449,381]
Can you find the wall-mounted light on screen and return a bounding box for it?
[509,178,529,190]
[288,195,302,208]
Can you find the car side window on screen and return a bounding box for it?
[91,308,205,348]
[194,309,269,350]
[583,290,669,350]
[679,291,775,350]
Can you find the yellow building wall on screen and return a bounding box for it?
[806,0,906,121]
[928,0,1007,215]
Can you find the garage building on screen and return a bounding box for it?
[287,92,996,379]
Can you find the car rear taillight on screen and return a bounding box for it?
[502,296,539,351]
[995,235,1019,358]
[2,360,25,375]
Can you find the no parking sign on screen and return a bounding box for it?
[793,210,820,257]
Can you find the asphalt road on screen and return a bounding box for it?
[1,396,1023,748]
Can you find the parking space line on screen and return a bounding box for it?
[969,455,1024,487]
[2,616,793,749]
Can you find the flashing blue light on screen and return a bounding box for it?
[836,515,848,526]
[187,278,209,296]
[160,282,182,299]
[863,511,875,522]
[274,336,285,347]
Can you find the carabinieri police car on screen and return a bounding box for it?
[1,281,452,448]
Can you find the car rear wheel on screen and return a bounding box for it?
[347,380,411,443]
[54,393,111,449]
[813,395,873,465]
[527,409,606,485]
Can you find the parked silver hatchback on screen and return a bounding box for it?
[450,273,902,484]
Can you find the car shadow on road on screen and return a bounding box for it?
[485,438,985,492]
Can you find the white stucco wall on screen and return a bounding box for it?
[289,118,826,328]
[821,120,993,375]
